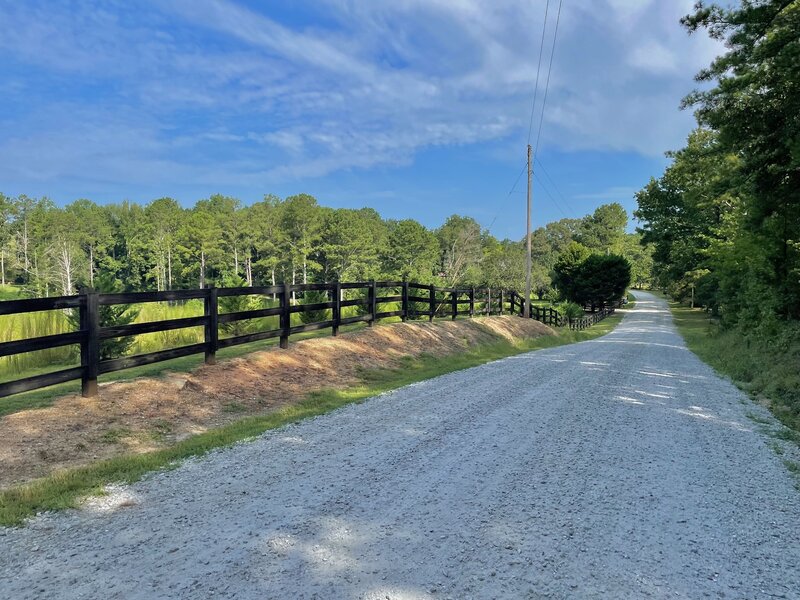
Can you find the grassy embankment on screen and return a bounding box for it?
[668,300,800,439]
[0,308,625,526]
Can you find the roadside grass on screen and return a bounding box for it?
[0,312,625,526]
[669,301,800,437]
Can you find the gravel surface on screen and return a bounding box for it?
[2,292,799,599]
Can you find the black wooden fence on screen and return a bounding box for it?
[0,281,619,399]
[567,306,618,331]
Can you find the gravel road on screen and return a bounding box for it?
[2,292,799,599]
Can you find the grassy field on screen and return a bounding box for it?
[669,301,800,436]
[0,309,625,526]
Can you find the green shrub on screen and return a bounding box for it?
[68,273,140,360]
[298,290,332,324]
[219,274,264,337]
[558,302,585,320]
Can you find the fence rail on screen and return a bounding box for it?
[566,306,618,330]
[0,281,622,399]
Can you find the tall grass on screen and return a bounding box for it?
[0,310,77,379]
[131,301,205,353]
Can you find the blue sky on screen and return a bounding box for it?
[0,0,722,239]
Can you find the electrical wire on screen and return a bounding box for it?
[526,0,551,146]
[534,155,577,217]
[534,171,569,219]
[507,161,528,196]
[486,0,566,237]
[486,161,529,231]
[532,0,563,159]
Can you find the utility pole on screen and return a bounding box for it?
[524,144,533,318]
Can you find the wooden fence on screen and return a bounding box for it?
[566,306,617,330]
[0,281,618,399]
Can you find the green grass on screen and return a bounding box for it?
[0,285,26,301]
[100,428,132,444]
[0,311,624,526]
[669,301,800,436]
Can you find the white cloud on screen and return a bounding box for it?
[0,0,726,189]
[629,40,680,74]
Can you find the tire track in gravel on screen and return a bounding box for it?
[1,292,799,599]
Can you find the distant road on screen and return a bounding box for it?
[2,292,799,599]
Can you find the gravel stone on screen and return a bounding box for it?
[1,292,799,599]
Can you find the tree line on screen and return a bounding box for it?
[0,190,651,299]
[635,0,799,328]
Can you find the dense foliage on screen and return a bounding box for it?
[553,244,631,308]
[636,0,800,326]
[574,255,631,308]
[0,191,650,299]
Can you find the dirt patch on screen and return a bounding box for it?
[0,316,553,489]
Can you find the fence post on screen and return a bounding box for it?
[80,289,99,398]
[401,281,409,322]
[429,285,435,321]
[470,287,475,317]
[204,287,218,365]
[368,280,376,326]
[487,288,491,316]
[499,290,504,315]
[333,282,341,335]
[280,282,291,348]
[451,290,457,320]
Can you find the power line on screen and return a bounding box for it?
[534,171,569,219]
[486,161,529,231]
[486,0,565,237]
[532,0,563,160]
[534,155,577,216]
[508,161,528,196]
[526,0,551,146]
